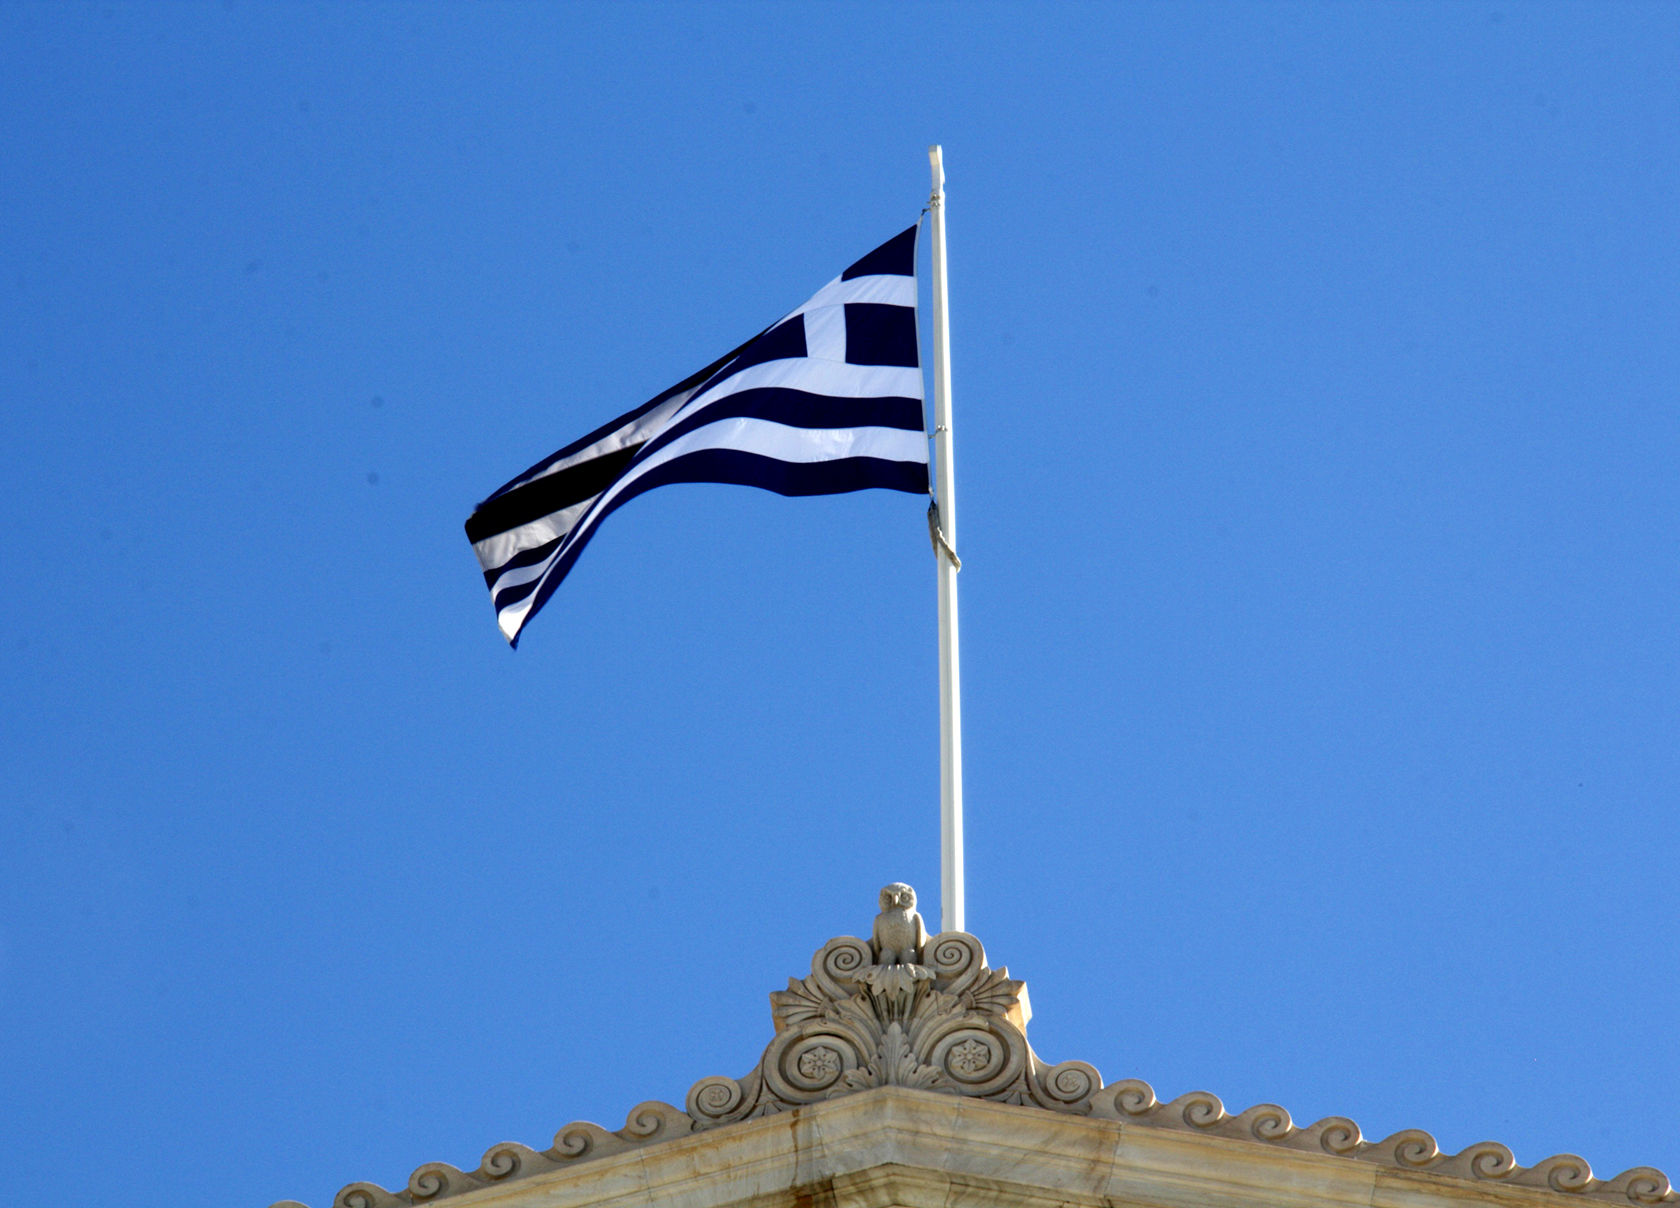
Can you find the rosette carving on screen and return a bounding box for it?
[765,1028,870,1100]
[929,1024,1020,1094]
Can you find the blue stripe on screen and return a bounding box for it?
[467,444,638,543]
[484,533,561,585]
[492,571,545,612]
[844,302,918,368]
[726,314,807,374]
[632,446,929,499]
[685,315,807,405]
[841,225,918,281]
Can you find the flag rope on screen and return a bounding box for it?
[927,501,961,571]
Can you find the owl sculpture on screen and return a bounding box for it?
[871,882,927,966]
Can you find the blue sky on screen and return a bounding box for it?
[1,4,1675,1207]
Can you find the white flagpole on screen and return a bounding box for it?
[927,145,964,935]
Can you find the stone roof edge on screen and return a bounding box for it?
[270,891,1675,1208]
[272,1080,1677,1208]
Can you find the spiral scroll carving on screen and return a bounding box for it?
[623,1101,684,1140]
[407,1164,461,1201]
[1100,1077,1159,1117]
[1614,1169,1675,1204]
[1178,1090,1227,1129]
[811,936,873,998]
[1524,1156,1596,1193]
[927,932,985,991]
[1463,1142,1519,1180]
[1384,1128,1443,1168]
[552,1123,604,1159]
[1032,1059,1101,1111]
[333,1185,386,1208]
[687,1074,749,1126]
[1236,1103,1294,1141]
[1314,1117,1364,1155]
[480,1144,526,1180]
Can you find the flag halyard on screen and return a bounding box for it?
[466,225,928,647]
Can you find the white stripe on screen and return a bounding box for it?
[675,358,922,425]
[472,500,589,574]
[653,415,926,468]
[599,416,924,511]
[497,595,536,641]
[802,305,846,362]
[789,273,915,317]
[488,551,559,594]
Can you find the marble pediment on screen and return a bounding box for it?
[273,884,1675,1208]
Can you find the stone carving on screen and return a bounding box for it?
[284,885,1677,1208]
[871,881,928,965]
[1088,1081,1675,1202]
[302,1101,695,1208]
[683,893,1095,1128]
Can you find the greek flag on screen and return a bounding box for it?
[465,225,929,647]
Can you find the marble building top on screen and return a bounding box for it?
[272,883,1674,1208]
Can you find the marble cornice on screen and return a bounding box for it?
[271,885,1673,1208]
